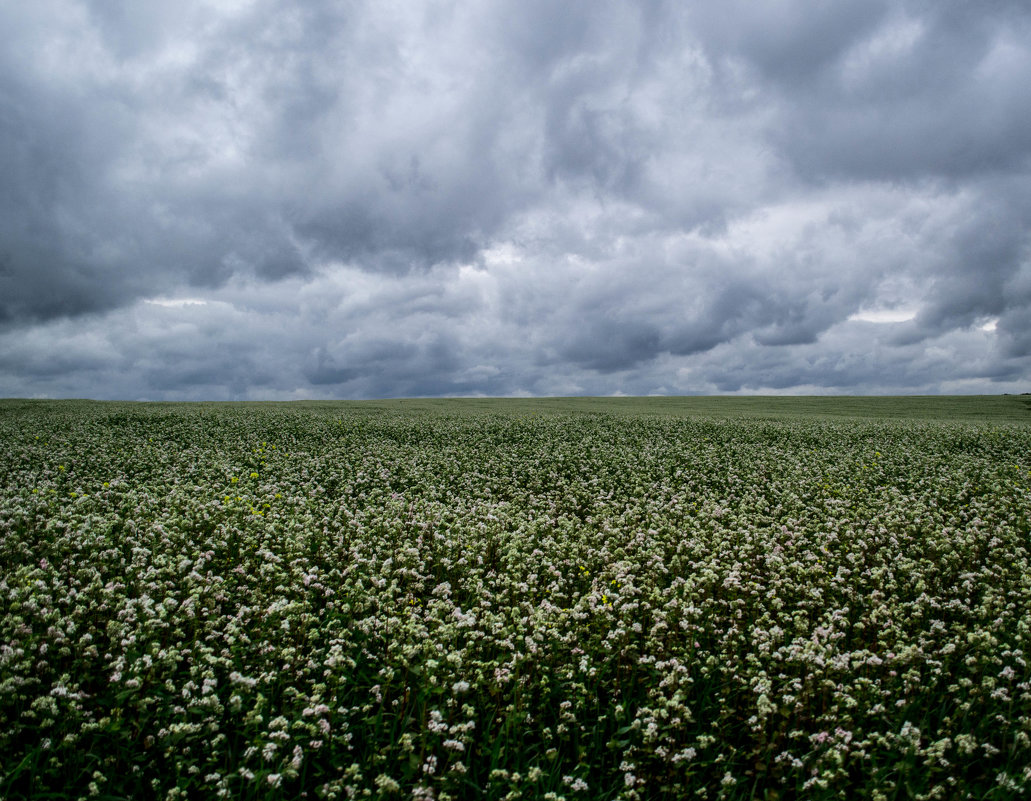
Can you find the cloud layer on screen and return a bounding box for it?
[1,0,1029,398]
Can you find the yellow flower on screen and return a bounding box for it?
[250,472,259,479]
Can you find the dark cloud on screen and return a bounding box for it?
[757,3,1031,182]
[691,0,889,86]
[0,0,1028,398]
[560,320,662,373]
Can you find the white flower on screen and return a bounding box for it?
[375,774,401,793]
[229,671,257,688]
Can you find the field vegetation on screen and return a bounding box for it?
[1,397,1030,799]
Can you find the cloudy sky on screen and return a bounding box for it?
[2,0,1030,400]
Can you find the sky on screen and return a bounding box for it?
[2,0,1030,400]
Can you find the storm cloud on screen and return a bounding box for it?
[1,0,1029,399]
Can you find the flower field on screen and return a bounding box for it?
[1,399,1030,800]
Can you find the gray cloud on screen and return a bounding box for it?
[0,0,1029,399]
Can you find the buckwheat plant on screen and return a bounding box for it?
[1,400,1029,799]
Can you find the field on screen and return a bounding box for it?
[1,396,1030,800]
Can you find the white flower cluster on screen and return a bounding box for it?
[0,401,1029,799]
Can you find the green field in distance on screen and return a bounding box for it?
[3,394,1030,422]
